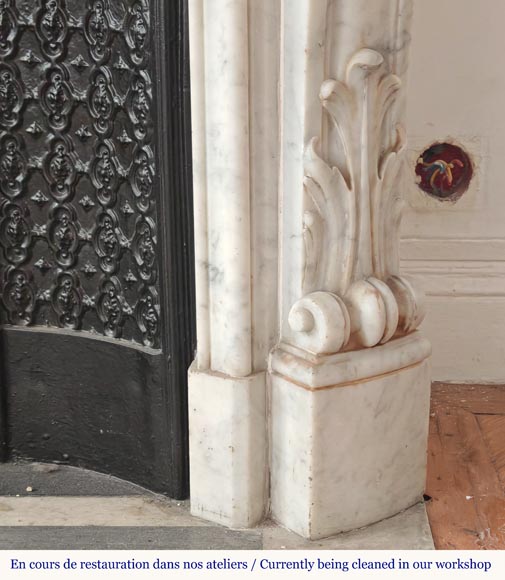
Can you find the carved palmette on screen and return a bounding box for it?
[290,49,425,355]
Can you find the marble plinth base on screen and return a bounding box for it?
[188,365,267,528]
[270,333,431,540]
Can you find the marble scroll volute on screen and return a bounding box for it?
[289,48,425,357]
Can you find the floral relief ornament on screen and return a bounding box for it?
[126,0,149,65]
[91,140,119,207]
[130,145,154,212]
[48,205,79,268]
[3,267,35,325]
[0,134,27,198]
[127,71,152,141]
[0,0,161,347]
[85,0,111,63]
[0,64,23,130]
[0,0,17,57]
[97,276,132,338]
[51,271,82,329]
[89,69,116,136]
[136,289,159,348]
[36,0,68,58]
[93,211,121,274]
[132,216,157,285]
[0,202,31,265]
[43,138,78,201]
[41,67,74,132]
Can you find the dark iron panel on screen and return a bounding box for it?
[0,0,195,497]
[0,0,162,348]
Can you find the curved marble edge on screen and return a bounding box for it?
[270,331,432,389]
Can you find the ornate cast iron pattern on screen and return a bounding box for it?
[0,0,161,348]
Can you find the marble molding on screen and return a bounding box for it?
[187,0,432,540]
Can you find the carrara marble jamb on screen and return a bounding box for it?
[187,0,279,529]
[188,0,432,541]
[270,0,432,539]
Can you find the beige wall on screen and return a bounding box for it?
[402,0,505,382]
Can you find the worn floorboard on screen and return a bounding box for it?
[431,383,505,415]
[478,415,505,488]
[427,383,505,549]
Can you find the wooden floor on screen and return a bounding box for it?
[427,383,505,549]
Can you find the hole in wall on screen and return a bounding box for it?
[415,142,473,201]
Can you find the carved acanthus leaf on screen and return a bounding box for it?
[303,138,353,297]
[292,48,424,356]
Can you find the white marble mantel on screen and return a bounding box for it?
[187,0,431,540]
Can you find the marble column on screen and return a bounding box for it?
[188,0,431,540]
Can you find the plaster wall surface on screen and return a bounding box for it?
[402,0,505,382]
